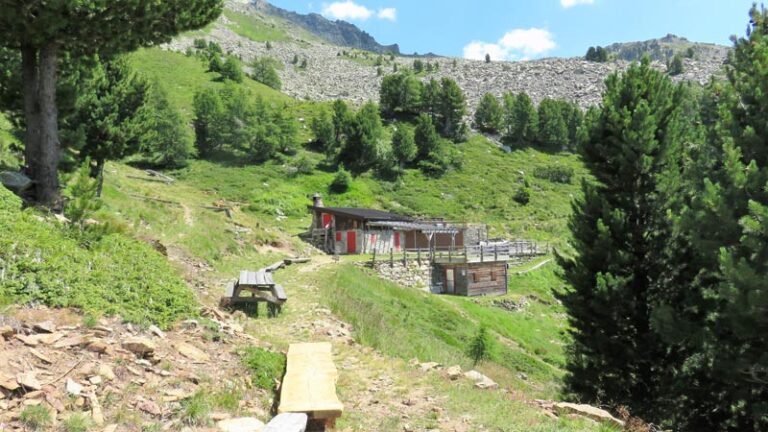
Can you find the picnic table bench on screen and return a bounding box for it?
[219,258,309,316]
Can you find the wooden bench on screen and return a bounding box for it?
[279,343,343,427]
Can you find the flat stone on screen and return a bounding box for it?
[262,413,307,432]
[174,342,210,363]
[29,348,53,364]
[66,378,83,396]
[419,362,441,372]
[86,340,109,353]
[554,402,625,428]
[16,372,42,391]
[463,370,498,389]
[88,376,103,386]
[217,417,265,432]
[36,332,64,345]
[0,373,20,391]
[122,337,156,356]
[54,335,86,349]
[33,321,56,334]
[15,334,39,347]
[148,325,166,339]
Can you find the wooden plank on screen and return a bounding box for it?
[279,343,343,420]
[265,260,287,272]
[224,281,236,297]
[273,285,288,302]
[285,257,310,265]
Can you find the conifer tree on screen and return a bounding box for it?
[0,0,222,206]
[556,59,685,419]
[474,93,503,133]
[536,98,568,150]
[653,7,768,430]
[391,124,417,167]
[437,78,466,141]
[414,113,440,160]
[505,92,538,144]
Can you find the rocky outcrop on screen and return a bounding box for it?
[605,34,729,62]
[246,0,399,54]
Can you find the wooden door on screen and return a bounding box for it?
[446,268,455,294]
[347,231,357,254]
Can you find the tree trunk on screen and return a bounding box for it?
[36,42,61,209]
[95,158,105,198]
[21,46,41,181]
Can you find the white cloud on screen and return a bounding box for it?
[321,2,397,22]
[561,0,595,8]
[322,1,373,20]
[463,28,556,61]
[377,7,397,21]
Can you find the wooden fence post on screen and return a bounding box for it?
[417,248,421,266]
[390,248,394,268]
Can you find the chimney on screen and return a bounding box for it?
[311,193,324,208]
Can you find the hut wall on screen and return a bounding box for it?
[404,231,465,249]
[465,262,508,297]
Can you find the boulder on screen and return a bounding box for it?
[445,365,462,380]
[148,325,166,339]
[216,417,265,432]
[419,362,440,372]
[0,325,15,338]
[463,370,498,389]
[122,337,156,356]
[96,364,116,381]
[53,335,87,349]
[554,402,625,428]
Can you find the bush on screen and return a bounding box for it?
[241,347,286,391]
[0,187,196,328]
[533,166,574,184]
[64,160,102,224]
[513,186,531,205]
[250,57,281,90]
[288,154,315,176]
[468,326,496,365]
[220,57,244,82]
[667,54,684,76]
[179,391,212,426]
[330,167,352,193]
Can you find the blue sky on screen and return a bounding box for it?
[268,0,754,59]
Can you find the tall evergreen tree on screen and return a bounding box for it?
[311,108,337,161]
[0,0,222,206]
[340,102,383,172]
[556,59,685,420]
[653,7,768,430]
[437,77,466,141]
[536,98,569,150]
[504,92,538,144]
[414,113,440,160]
[391,124,417,167]
[141,85,194,169]
[421,79,441,123]
[474,93,503,133]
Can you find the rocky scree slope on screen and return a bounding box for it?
[172,2,727,111]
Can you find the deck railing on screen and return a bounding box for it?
[371,241,549,266]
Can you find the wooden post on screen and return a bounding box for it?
[448,248,452,263]
[372,248,377,266]
[390,248,394,268]
[403,249,407,266]
[480,245,484,263]
[494,246,498,262]
[417,248,421,266]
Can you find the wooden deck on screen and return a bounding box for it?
[279,343,343,425]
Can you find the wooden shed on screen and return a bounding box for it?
[430,244,509,297]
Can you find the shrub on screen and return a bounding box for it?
[533,166,574,184]
[513,186,531,205]
[288,155,315,176]
[64,160,102,224]
[330,167,352,193]
[0,186,196,329]
[468,326,496,366]
[20,405,51,431]
[241,347,286,391]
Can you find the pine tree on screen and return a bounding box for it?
[474,93,503,133]
[653,7,768,430]
[340,102,383,172]
[391,124,417,167]
[536,98,568,150]
[220,57,243,82]
[311,108,337,160]
[421,79,441,123]
[556,59,685,420]
[414,113,440,160]
[504,92,538,144]
[0,0,222,206]
[192,88,227,157]
[141,86,194,169]
[437,77,466,141]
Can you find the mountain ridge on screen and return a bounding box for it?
[248,0,400,54]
